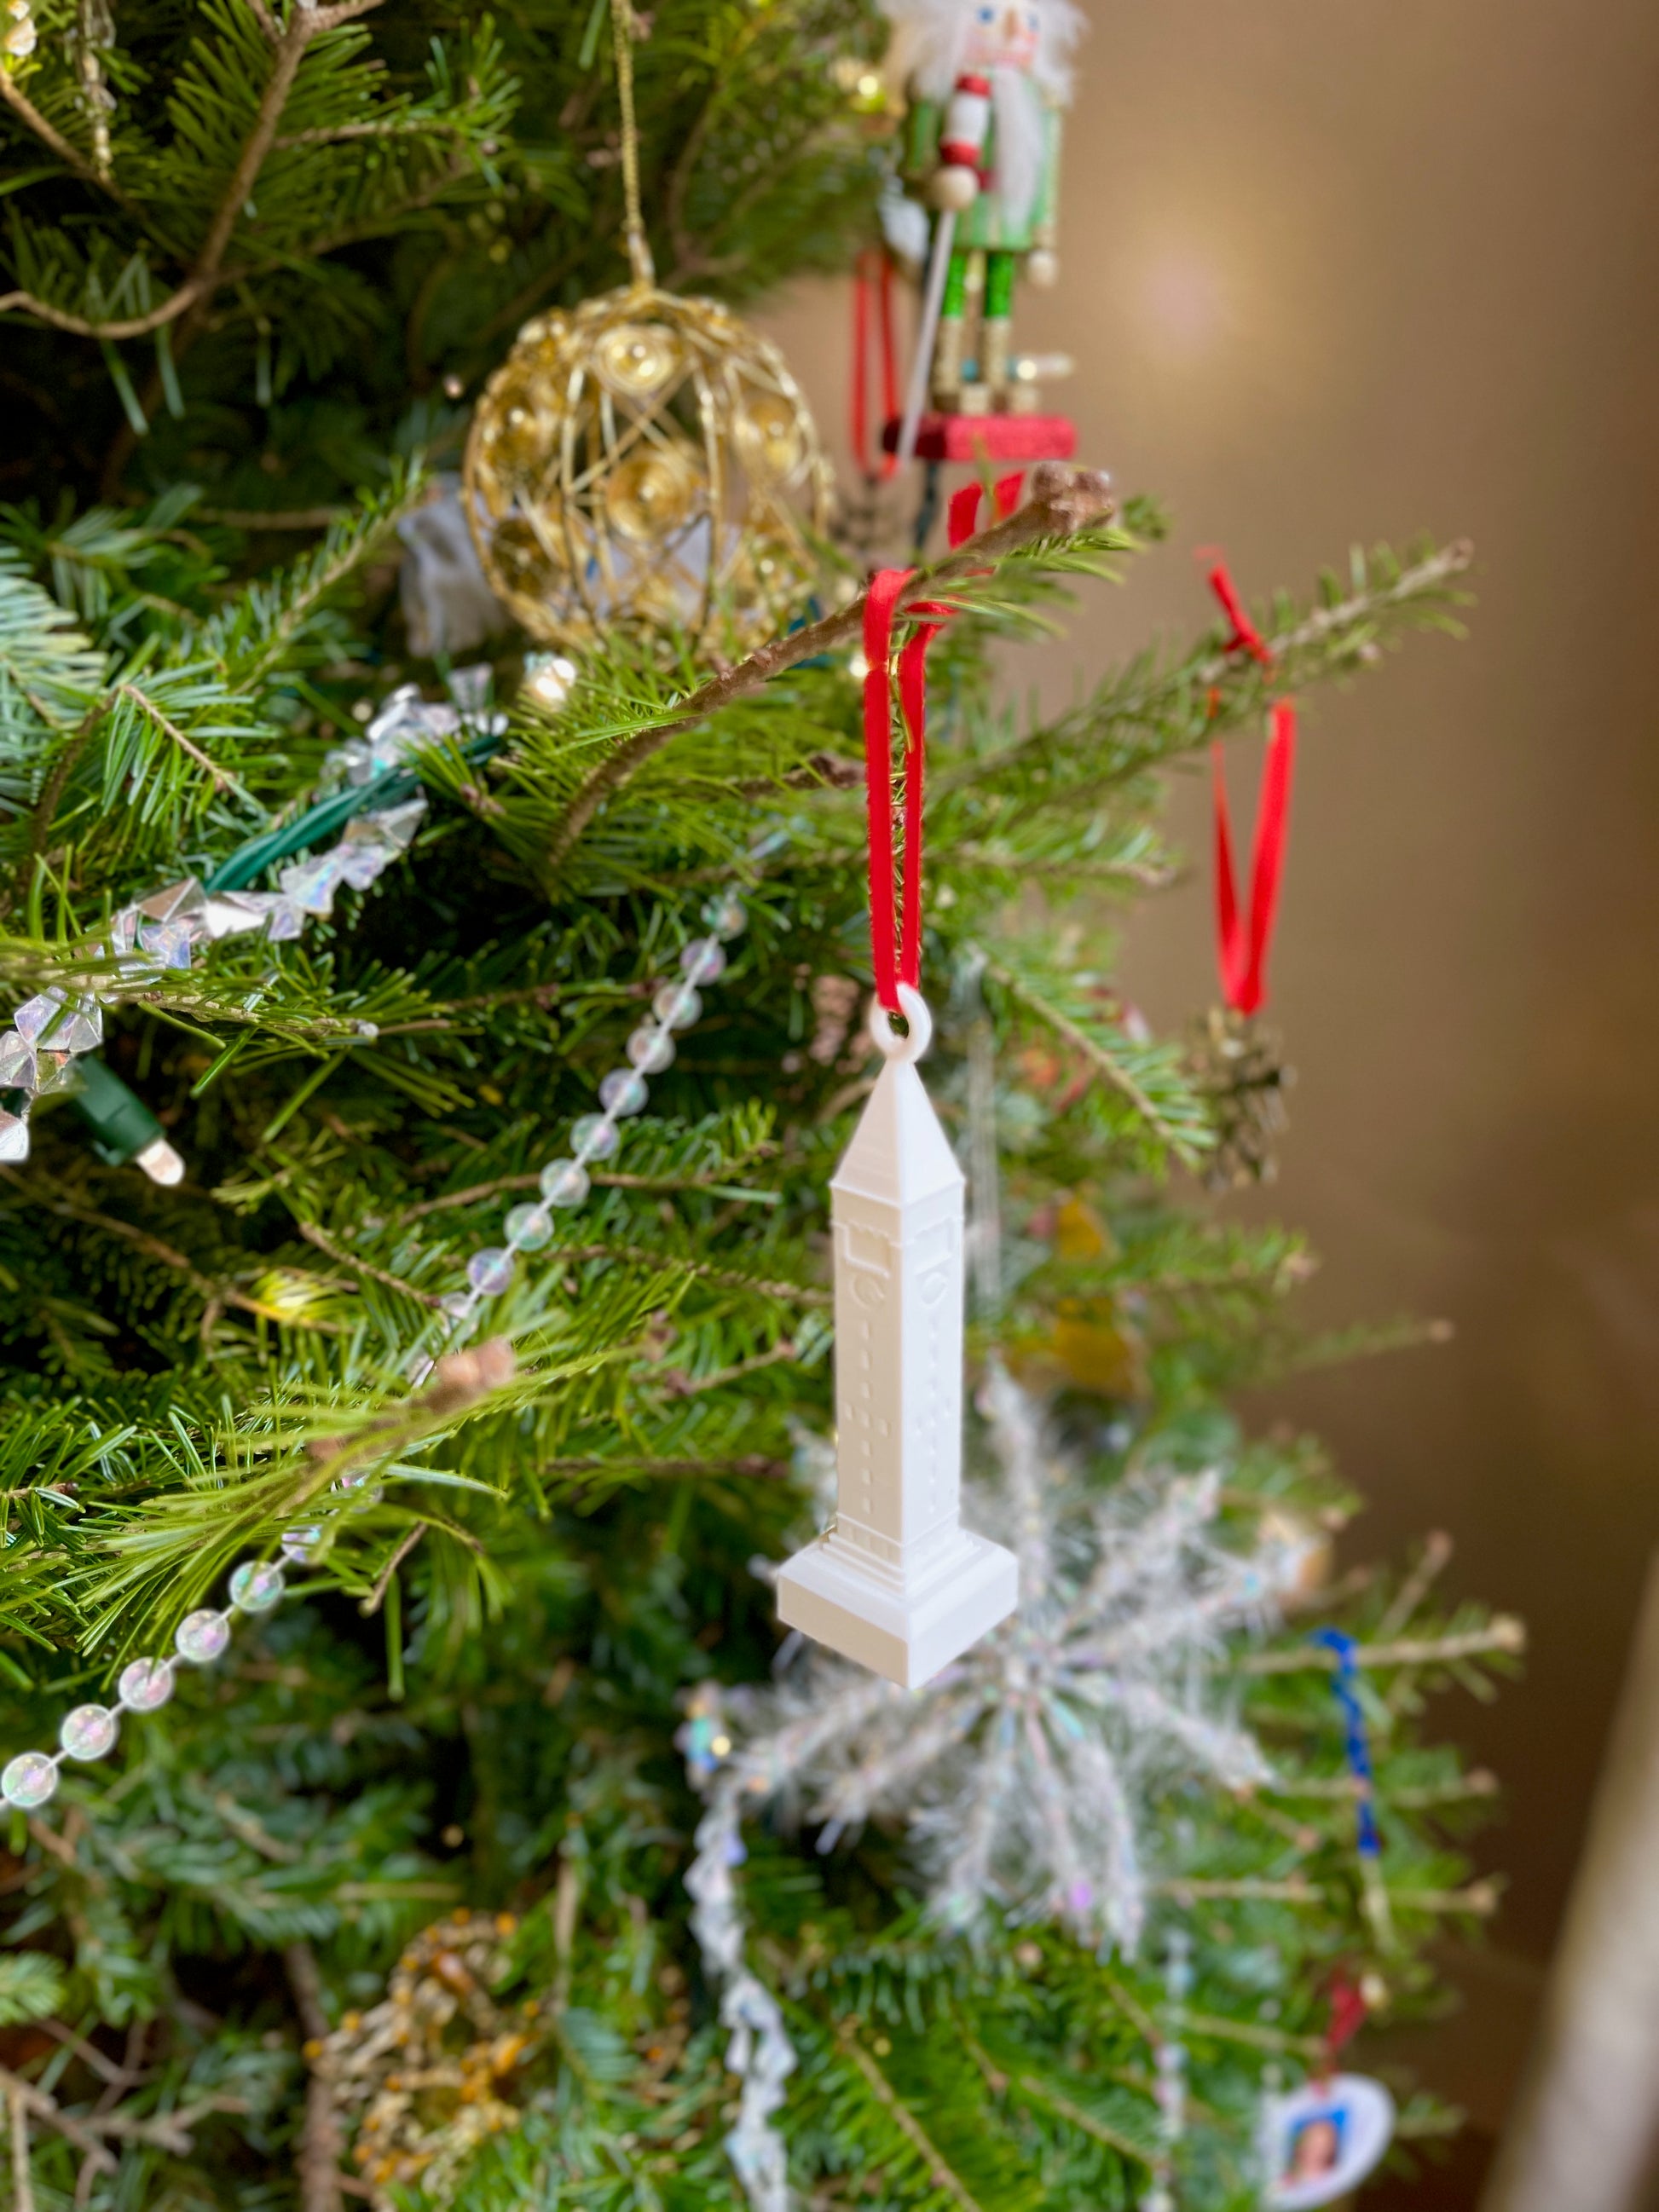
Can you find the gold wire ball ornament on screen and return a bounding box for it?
[463,0,830,658]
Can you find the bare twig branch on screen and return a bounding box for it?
[0,70,128,202]
[0,283,205,338]
[298,1221,445,1308]
[0,2068,115,2181]
[8,2081,37,2212]
[1376,1528,1454,1641]
[359,1522,428,1614]
[273,116,475,148]
[283,1943,346,2212]
[193,505,348,530]
[117,682,237,794]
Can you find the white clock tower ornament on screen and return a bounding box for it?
[777,985,1019,1686]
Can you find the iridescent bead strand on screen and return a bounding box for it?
[3,865,759,1804]
[444,892,748,1335]
[0,1558,287,1811]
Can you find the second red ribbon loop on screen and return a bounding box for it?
[862,474,1025,1012]
[1207,561,1298,1018]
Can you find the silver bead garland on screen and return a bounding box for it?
[1142,1928,1193,2212]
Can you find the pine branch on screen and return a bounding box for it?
[1240,1620,1526,1673]
[179,0,384,353]
[296,1221,444,1309]
[0,283,206,339]
[837,2033,989,2212]
[542,465,1116,871]
[934,538,1475,809]
[115,681,238,797]
[0,71,127,205]
[23,700,102,878]
[0,1168,339,1331]
[283,1942,346,2212]
[1007,2070,1155,2167]
[985,949,1211,1164]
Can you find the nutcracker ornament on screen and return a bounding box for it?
[882,0,1085,465]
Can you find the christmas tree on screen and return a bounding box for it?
[0,3,1522,2207]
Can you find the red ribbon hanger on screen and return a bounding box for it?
[1317,1971,1370,2082]
[851,250,900,486]
[863,474,1025,1009]
[1206,560,1298,1017]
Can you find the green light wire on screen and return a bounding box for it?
[205,731,504,892]
[56,728,505,1166]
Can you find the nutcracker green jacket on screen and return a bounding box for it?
[903,94,1062,253]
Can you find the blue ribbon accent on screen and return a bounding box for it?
[1311,1628,1381,1859]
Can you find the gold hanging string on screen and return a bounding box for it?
[610,0,655,289]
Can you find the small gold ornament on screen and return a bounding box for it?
[1191,1004,1293,1191]
[319,1910,546,2206]
[463,0,830,659]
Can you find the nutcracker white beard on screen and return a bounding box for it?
[986,66,1043,233]
[884,0,1084,229]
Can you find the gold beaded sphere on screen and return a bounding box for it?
[463,281,832,660]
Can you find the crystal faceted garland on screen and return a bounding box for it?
[1,777,757,1815]
[0,681,503,1172]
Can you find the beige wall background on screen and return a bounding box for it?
[760,0,1659,2144]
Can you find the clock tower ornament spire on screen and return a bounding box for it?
[777,988,1019,1685]
[777,540,1019,1685]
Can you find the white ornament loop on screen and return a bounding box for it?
[867,983,933,1064]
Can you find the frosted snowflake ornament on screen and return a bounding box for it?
[741,1366,1309,1950]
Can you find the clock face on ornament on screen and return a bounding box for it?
[1261,2074,1396,2209]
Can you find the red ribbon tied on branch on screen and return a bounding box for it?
[863,475,1025,1011]
[1206,560,1298,1017]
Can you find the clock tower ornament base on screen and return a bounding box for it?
[777,988,1019,1687]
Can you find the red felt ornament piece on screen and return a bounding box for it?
[882,413,1077,465]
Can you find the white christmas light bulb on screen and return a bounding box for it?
[777,987,1017,1687]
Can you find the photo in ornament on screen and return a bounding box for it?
[1260,2072,1396,2209]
